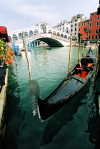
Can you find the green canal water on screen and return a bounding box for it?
[3,47,98,149]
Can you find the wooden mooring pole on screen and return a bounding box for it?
[78,33,81,61]
[22,31,32,80]
[95,43,100,149]
[94,38,100,90]
[68,35,72,74]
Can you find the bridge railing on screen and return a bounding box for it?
[11,33,70,44]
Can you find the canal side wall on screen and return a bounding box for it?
[0,69,8,148]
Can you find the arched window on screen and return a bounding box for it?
[61,34,63,37]
[40,24,46,33]
[13,34,17,41]
[53,31,56,35]
[64,35,67,38]
[95,35,97,39]
[18,33,22,39]
[24,32,28,38]
[34,29,38,35]
[57,32,60,36]
[75,28,77,31]
[29,30,33,36]
[48,30,52,34]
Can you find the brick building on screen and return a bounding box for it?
[78,19,90,41]
[78,11,100,42]
[89,11,100,41]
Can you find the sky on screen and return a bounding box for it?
[0,0,99,32]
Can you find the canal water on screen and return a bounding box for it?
[3,46,98,149]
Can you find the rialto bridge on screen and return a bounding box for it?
[8,22,71,48]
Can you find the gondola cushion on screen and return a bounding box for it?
[87,63,93,68]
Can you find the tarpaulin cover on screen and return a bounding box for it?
[0,26,10,42]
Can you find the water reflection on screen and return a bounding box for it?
[3,65,25,149]
[39,82,90,148]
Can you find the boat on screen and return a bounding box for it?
[46,45,51,50]
[32,49,96,121]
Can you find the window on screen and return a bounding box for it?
[92,35,94,39]
[75,19,77,22]
[71,29,73,32]
[97,17,100,20]
[71,25,73,27]
[79,24,80,26]
[75,28,77,31]
[79,29,80,32]
[84,23,85,25]
[82,23,83,26]
[84,28,86,31]
[89,36,90,39]
[96,29,98,33]
[90,13,94,16]
[75,23,77,26]
[90,23,92,27]
[95,35,97,39]
[89,30,91,33]
[97,22,99,26]
[71,21,73,23]
[75,33,76,35]
[90,19,92,21]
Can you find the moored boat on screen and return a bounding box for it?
[46,45,51,50]
[33,48,96,121]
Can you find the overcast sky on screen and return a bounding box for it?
[0,0,99,32]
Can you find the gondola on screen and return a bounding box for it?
[33,49,96,121]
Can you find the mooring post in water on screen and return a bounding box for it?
[78,33,81,61]
[68,34,72,74]
[94,36,100,90]
[22,31,32,80]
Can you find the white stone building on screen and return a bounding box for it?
[54,20,70,34]
[70,14,84,41]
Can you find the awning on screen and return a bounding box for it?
[0,26,10,42]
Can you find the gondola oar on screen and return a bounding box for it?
[68,34,72,74]
[22,31,40,98]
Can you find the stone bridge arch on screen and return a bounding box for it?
[34,37,64,47]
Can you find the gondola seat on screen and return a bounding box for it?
[87,63,93,68]
[77,70,89,79]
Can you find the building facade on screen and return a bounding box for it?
[70,14,84,41]
[78,11,100,42]
[54,20,70,34]
[78,19,90,41]
[88,11,100,41]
